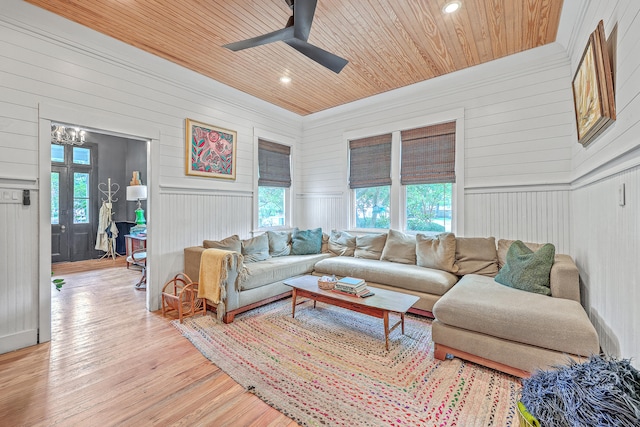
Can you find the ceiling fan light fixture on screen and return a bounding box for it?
[443,1,461,14]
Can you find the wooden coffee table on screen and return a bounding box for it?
[283,275,420,350]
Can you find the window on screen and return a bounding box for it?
[349,119,459,234]
[401,122,455,233]
[258,139,291,228]
[349,134,392,229]
[73,172,90,224]
[51,172,60,224]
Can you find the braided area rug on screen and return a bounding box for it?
[173,299,521,427]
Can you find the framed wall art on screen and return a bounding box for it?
[185,119,237,179]
[572,20,616,147]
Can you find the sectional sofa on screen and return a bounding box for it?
[183,229,599,377]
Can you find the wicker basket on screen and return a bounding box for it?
[317,278,336,290]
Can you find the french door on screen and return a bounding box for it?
[51,143,98,263]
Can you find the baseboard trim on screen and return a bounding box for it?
[0,329,38,354]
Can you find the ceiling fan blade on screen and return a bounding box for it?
[293,0,317,41]
[223,27,294,51]
[285,38,348,74]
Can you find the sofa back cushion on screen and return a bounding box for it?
[241,234,271,263]
[380,229,416,264]
[497,239,544,269]
[328,230,356,256]
[495,240,555,295]
[291,227,323,255]
[455,237,499,277]
[416,233,458,273]
[267,230,291,257]
[203,234,241,253]
[355,233,387,260]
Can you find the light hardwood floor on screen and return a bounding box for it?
[0,260,298,426]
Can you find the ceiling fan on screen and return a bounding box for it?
[222,0,348,74]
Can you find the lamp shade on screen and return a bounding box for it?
[126,185,147,201]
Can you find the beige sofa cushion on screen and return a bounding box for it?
[354,233,387,260]
[416,233,458,274]
[455,237,499,277]
[328,230,356,256]
[432,275,599,357]
[497,239,544,269]
[240,254,330,291]
[313,256,458,296]
[380,229,416,265]
[203,234,241,253]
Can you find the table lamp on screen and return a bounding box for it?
[126,185,147,234]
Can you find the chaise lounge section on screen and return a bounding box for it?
[432,242,600,377]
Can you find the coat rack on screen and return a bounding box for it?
[96,178,120,260]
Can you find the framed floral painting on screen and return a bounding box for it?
[572,20,616,147]
[185,119,237,179]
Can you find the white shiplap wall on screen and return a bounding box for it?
[0,0,301,351]
[566,1,640,366]
[299,43,576,247]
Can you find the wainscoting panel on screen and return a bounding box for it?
[155,190,254,291]
[572,167,640,367]
[464,188,571,254]
[0,188,38,353]
[297,193,347,232]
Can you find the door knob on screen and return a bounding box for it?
[61,225,66,233]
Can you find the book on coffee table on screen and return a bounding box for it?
[337,277,365,287]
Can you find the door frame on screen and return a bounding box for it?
[38,103,161,343]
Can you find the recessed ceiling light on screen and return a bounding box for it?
[279,76,292,84]
[443,1,461,14]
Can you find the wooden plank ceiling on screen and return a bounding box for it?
[25,0,563,116]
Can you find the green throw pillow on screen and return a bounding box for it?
[495,240,555,295]
[291,227,323,255]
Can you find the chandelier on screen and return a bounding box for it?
[51,124,86,145]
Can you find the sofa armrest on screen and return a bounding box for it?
[183,247,243,312]
[184,246,206,282]
[549,254,580,302]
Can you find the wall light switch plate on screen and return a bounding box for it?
[618,183,626,206]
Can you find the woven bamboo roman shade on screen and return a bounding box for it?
[349,133,392,189]
[258,139,291,187]
[401,121,456,185]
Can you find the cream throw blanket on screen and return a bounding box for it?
[198,248,237,320]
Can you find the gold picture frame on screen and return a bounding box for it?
[185,119,237,179]
[572,20,616,147]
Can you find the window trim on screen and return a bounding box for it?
[344,109,465,235]
[253,128,295,232]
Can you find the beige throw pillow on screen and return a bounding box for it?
[455,237,499,277]
[321,232,330,253]
[328,230,356,256]
[203,234,241,253]
[416,233,458,273]
[355,233,387,260]
[380,229,416,265]
[266,230,291,257]
[241,234,271,263]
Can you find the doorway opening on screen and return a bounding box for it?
[50,123,148,268]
